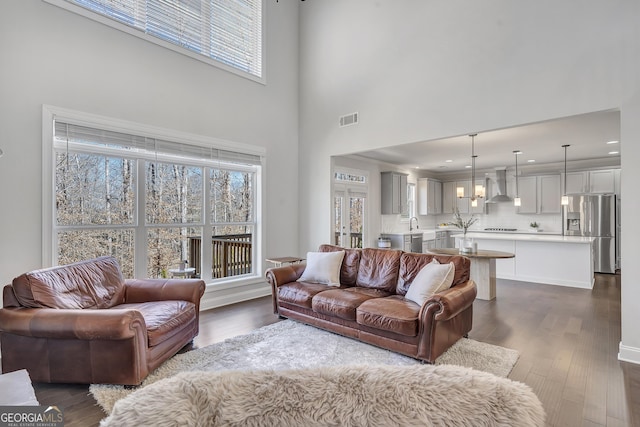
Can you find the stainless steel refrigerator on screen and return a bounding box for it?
[563,194,617,274]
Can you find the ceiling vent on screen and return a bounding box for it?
[339,112,359,127]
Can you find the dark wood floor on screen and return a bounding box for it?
[32,274,639,426]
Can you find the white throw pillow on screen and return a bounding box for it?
[405,259,455,305]
[297,251,345,287]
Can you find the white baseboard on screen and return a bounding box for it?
[200,281,271,311]
[618,342,640,365]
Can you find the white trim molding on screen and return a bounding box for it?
[618,342,640,365]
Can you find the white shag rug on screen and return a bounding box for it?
[91,320,520,414]
[101,365,545,427]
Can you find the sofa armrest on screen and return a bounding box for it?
[124,279,205,307]
[419,279,477,322]
[265,264,306,288]
[0,307,146,340]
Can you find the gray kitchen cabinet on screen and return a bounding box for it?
[417,178,442,215]
[562,169,619,195]
[563,171,588,194]
[442,181,456,214]
[381,171,408,215]
[443,180,473,214]
[516,176,537,214]
[589,170,616,193]
[517,174,560,214]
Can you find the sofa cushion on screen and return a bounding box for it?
[278,282,332,309]
[297,251,345,287]
[397,253,470,296]
[312,288,390,321]
[11,256,126,309]
[355,248,402,292]
[356,295,420,337]
[113,300,196,347]
[319,244,361,286]
[404,259,455,305]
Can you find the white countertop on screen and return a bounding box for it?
[452,232,595,244]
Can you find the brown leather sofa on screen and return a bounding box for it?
[0,256,205,385]
[267,245,477,363]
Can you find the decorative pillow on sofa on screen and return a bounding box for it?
[297,251,345,287]
[405,259,455,305]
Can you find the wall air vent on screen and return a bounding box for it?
[339,112,359,127]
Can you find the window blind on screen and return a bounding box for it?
[54,121,262,166]
[64,0,262,78]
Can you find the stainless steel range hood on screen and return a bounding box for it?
[486,169,512,203]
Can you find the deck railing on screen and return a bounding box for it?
[188,234,252,278]
[333,232,363,248]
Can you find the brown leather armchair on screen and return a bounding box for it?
[0,256,205,385]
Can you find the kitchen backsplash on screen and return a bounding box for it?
[381,201,562,234]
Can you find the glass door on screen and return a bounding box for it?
[334,189,366,249]
[333,168,368,249]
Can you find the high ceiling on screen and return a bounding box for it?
[354,110,621,173]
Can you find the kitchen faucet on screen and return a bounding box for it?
[409,217,419,232]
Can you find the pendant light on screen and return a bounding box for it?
[469,134,484,207]
[513,150,522,207]
[561,144,570,205]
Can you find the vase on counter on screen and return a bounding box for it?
[460,235,474,254]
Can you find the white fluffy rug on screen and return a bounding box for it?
[91,320,520,414]
[101,365,545,427]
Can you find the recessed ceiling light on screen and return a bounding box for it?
[445,159,453,163]
[606,140,619,145]
[465,165,472,169]
[527,159,536,163]
[609,151,619,155]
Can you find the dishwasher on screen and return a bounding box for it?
[409,234,422,253]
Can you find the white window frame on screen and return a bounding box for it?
[43,0,266,84]
[332,167,369,249]
[42,104,266,288]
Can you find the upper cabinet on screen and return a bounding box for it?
[417,178,442,215]
[564,172,588,194]
[516,174,561,214]
[442,179,486,214]
[588,170,616,193]
[381,172,408,215]
[442,181,456,214]
[562,169,619,195]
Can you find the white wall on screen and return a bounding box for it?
[299,1,640,362]
[0,1,300,307]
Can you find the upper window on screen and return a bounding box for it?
[47,0,263,80]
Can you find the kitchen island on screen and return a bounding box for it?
[453,232,596,289]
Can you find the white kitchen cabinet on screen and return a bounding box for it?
[589,170,616,193]
[517,174,561,214]
[381,172,408,215]
[417,178,442,215]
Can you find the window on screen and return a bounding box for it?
[44,106,264,283]
[405,182,416,219]
[46,0,263,81]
